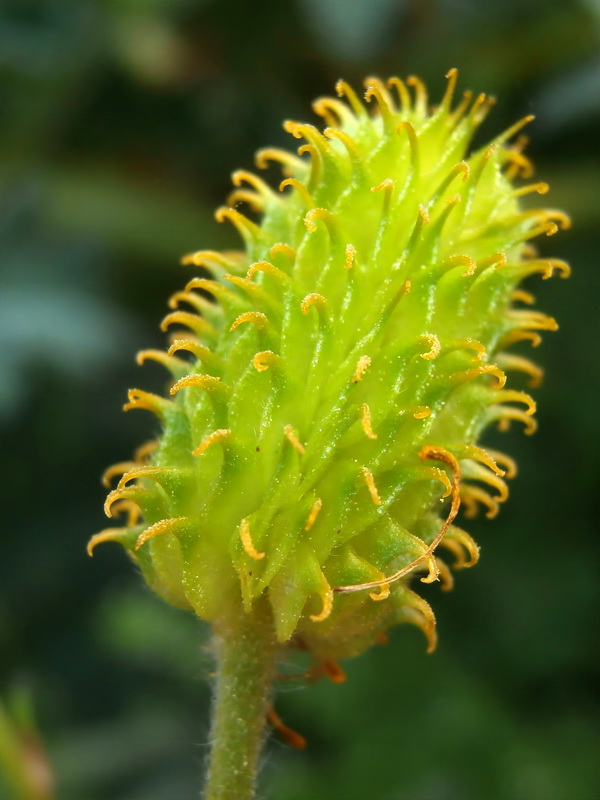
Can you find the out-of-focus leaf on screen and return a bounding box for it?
[0,285,130,420]
[94,588,206,681]
[41,166,220,261]
[0,689,54,800]
[299,0,408,60]
[50,706,196,798]
[533,161,600,229]
[535,59,600,131]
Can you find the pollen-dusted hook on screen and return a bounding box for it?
[134,517,190,551]
[352,355,372,383]
[193,429,231,457]
[239,518,265,560]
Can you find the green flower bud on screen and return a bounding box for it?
[90,70,569,664]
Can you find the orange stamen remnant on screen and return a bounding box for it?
[267,706,307,750]
[283,425,306,456]
[240,518,265,560]
[337,446,460,596]
[360,403,378,439]
[419,334,441,360]
[352,355,372,383]
[361,466,382,506]
[193,429,231,457]
[322,659,347,684]
[305,498,323,531]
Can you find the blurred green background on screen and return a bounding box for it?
[1,0,598,798]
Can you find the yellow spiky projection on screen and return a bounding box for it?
[91,69,569,664]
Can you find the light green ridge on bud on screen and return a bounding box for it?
[91,70,570,665]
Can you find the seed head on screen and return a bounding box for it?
[91,70,569,661]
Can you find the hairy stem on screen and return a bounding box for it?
[204,598,279,800]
